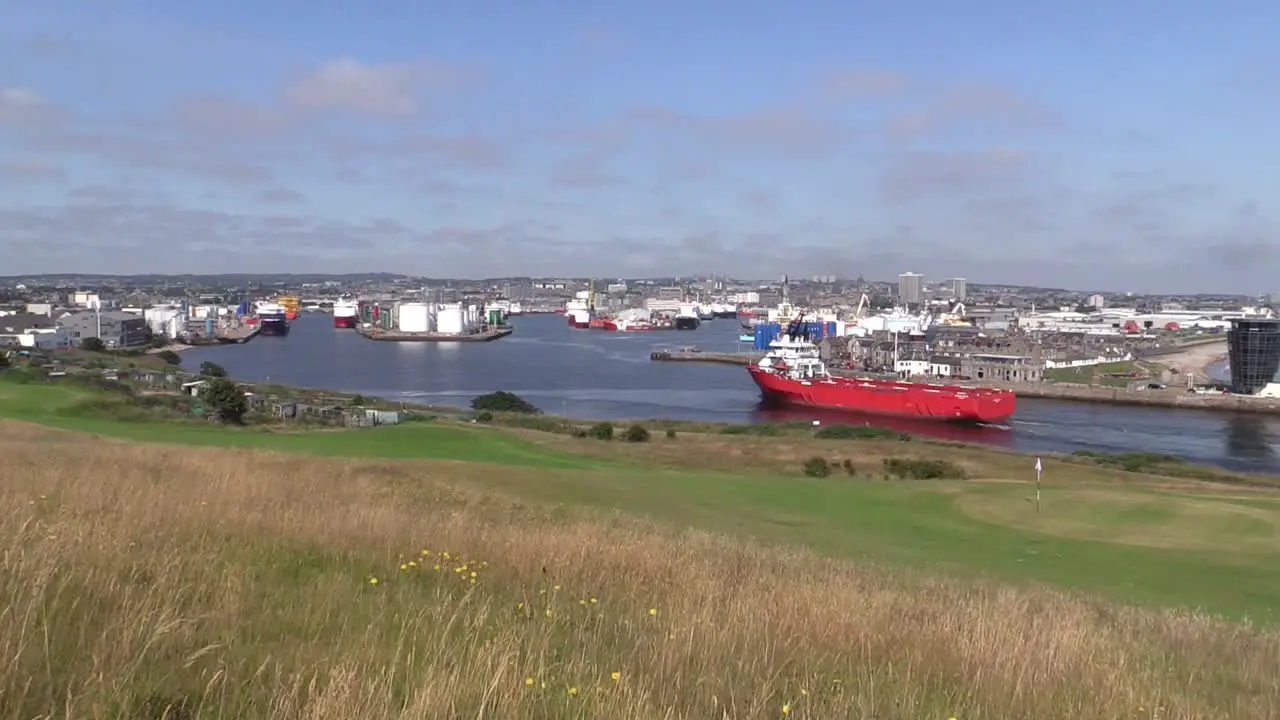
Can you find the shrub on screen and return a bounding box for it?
[475,411,493,423]
[203,377,247,424]
[802,457,831,477]
[814,424,901,440]
[471,391,541,414]
[156,350,182,366]
[623,424,650,443]
[842,459,856,476]
[720,424,781,436]
[665,428,677,439]
[587,423,614,441]
[882,458,968,480]
[199,361,227,378]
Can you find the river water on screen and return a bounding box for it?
[182,313,1280,473]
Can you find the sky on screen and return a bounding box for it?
[0,1,1275,292]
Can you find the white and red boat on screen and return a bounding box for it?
[747,327,1016,423]
[333,296,359,329]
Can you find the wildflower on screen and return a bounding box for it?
[469,577,477,584]
[782,703,791,715]
[545,609,553,618]
[433,564,441,571]
[648,608,658,617]
[610,671,621,682]
[800,688,808,696]
[568,687,578,697]
[554,584,561,591]
[589,597,598,604]
[470,571,477,578]
[421,549,430,556]
[480,561,489,568]
[442,552,451,560]
[399,564,409,571]
[579,599,587,607]
[516,602,525,611]
[407,560,417,568]
[524,677,534,688]
[368,577,379,585]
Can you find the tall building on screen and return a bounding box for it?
[1227,318,1280,396]
[897,272,923,306]
[947,278,967,302]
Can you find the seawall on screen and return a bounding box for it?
[983,382,1280,414]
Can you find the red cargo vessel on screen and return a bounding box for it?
[746,333,1015,423]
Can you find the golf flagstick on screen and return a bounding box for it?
[1034,456,1043,515]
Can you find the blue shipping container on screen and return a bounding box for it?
[205,318,214,335]
[827,321,837,337]
[237,302,250,316]
[754,323,781,351]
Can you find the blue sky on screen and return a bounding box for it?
[0,1,1274,292]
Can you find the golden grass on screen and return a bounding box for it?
[2,423,1278,719]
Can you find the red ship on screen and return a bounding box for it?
[746,332,1016,423]
[333,296,359,329]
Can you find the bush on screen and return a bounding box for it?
[883,458,968,480]
[720,424,782,436]
[475,411,493,423]
[814,424,900,440]
[80,337,106,352]
[623,424,650,443]
[199,361,227,378]
[842,459,856,476]
[156,350,182,366]
[665,428,677,439]
[471,391,541,414]
[802,457,831,477]
[203,377,247,424]
[587,423,614,441]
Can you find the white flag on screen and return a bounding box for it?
[1034,457,1042,473]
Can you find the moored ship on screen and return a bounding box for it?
[255,301,291,337]
[276,295,301,321]
[746,323,1015,423]
[333,296,359,329]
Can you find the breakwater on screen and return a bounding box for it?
[650,350,763,365]
[986,382,1279,414]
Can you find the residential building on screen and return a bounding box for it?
[0,313,72,350]
[56,310,150,348]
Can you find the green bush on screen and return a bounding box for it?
[802,457,831,477]
[882,458,968,480]
[720,424,782,436]
[842,459,856,476]
[815,424,898,440]
[156,350,182,365]
[588,423,614,441]
[623,424,650,443]
[475,411,493,423]
[471,391,541,414]
[665,428,677,439]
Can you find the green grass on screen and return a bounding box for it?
[1044,361,1151,386]
[4,378,1280,621]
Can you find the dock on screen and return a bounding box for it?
[985,382,1280,415]
[650,350,764,365]
[217,325,260,344]
[356,326,514,343]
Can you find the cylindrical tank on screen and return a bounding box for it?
[205,318,214,335]
[398,303,431,333]
[437,305,464,334]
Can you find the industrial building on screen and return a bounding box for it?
[897,272,923,306]
[56,309,149,348]
[1227,318,1280,397]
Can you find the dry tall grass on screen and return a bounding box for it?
[2,422,1276,719]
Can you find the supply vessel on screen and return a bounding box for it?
[746,321,1015,423]
[255,301,291,337]
[333,296,359,329]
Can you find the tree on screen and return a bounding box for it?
[0,352,9,369]
[156,350,182,366]
[203,377,247,424]
[81,337,106,352]
[199,361,227,378]
[471,391,541,414]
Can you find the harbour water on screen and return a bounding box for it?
[183,313,1280,473]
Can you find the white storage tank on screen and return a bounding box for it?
[398,302,432,333]
[436,304,464,334]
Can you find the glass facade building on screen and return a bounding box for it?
[1227,319,1280,395]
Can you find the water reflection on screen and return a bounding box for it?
[1225,414,1276,461]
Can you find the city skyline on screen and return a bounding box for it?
[0,2,1274,292]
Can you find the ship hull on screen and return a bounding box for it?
[674,316,700,331]
[258,320,290,337]
[746,367,1015,423]
[333,315,358,329]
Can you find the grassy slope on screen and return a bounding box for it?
[3,380,1279,620]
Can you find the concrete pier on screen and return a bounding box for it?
[650,350,763,365]
[356,326,513,343]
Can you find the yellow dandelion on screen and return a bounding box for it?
[480,561,489,568]
[782,703,791,715]
[553,584,561,591]
[540,682,547,689]
[399,564,408,571]
[368,577,379,585]
[568,687,578,697]
[470,571,477,578]
[407,560,417,568]
[421,549,430,556]
[545,609,553,618]
[610,671,621,682]
[524,677,534,688]
[800,688,808,696]
[442,552,451,559]
[433,564,441,571]
[469,577,477,584]
[579,599,587,606]
[589,597,598,604]
[648,608,658,617]
[516,602,525,611]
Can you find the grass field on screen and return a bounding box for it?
[3,378,1280,718]
[1044,360,1162,386]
